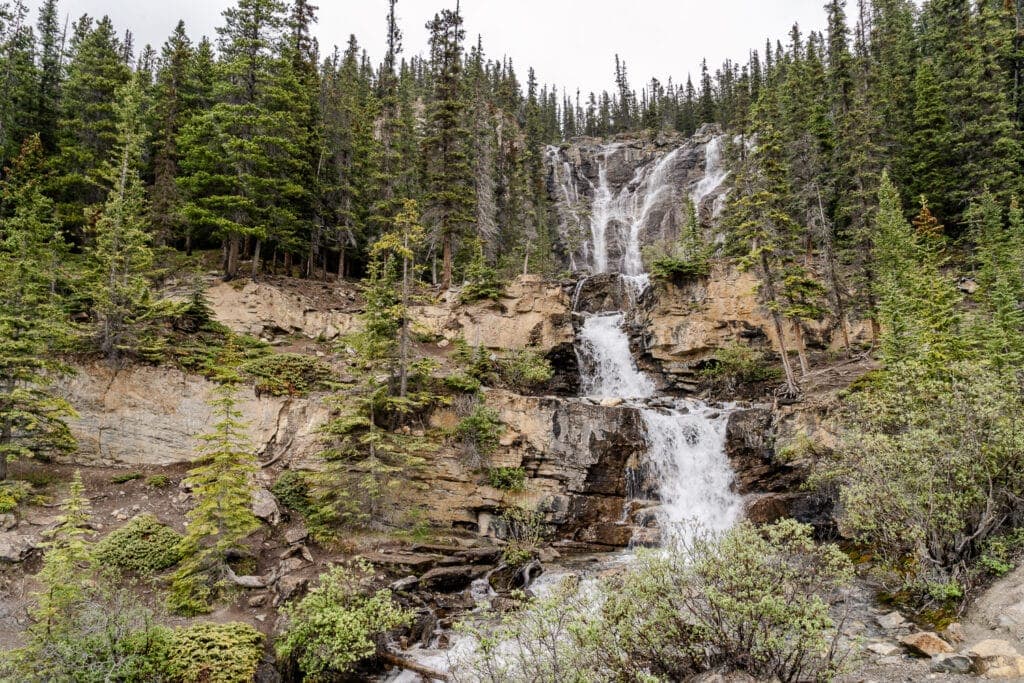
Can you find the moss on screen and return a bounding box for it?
[164,622,263,683]
[93,514,184,574]
[111,472,143,484]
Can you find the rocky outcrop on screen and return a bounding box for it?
[208,278,361,341]
[58,362,328,467]
[413,389,647,548]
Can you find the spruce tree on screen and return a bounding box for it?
[51,15,130,234]
[423,5,474,289]
[88,79,157,363]
[35,0,63,152]
[169,383,259,615]
[0,0,38,174]
[0,137,76,481]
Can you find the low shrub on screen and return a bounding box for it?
[146,474,172,488]
[699,342,781,393]
[454,403,503,468]
[276,562,412,677]
[240,352,335,397]
[444,372,482,394]
[164,622,263,683]
[271,470,315,518]
[498,506,547,567]
[111,472,143,484]
[497,349,554,392]
[487,467,526,492]
[0,481,31,513]
[94,514,185,574]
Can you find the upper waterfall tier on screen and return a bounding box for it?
[546,125,730,275]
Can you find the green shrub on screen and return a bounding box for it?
[460,239,504,304]
[111,472,143,484]
[272,470,315,518]
[239,352,335,396]
[146,474,172,488]
[164,622,263,683]
[456,520,854,682]
[497,349,554,392]
[0,481,31,513]
[276,563,412,677]
[94,514,185,574]
[444,372,482,394]
[454,403,503,467]
[498,506,547,566]
[487,467,526,492]
[700,342,781,392]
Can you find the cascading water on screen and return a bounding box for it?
[578,314,656,400]
[690,134,729,213]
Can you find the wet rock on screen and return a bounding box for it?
[599,397,624,408]
[0,533,37,562]
[930,653,972,674]
[454,547,503,565]
[418,565,482,592]
[389,576,419,592]
[900,632,954,657]
[363,551,440,571]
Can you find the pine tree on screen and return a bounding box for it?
[0,137,76,481]
[149,21,196,248]
[51,15,131,235]
[423,5,474,289]
[88,79,157,363]
[169,383,259,615]
[968,190,1024,367]
[178,0,306,279]
[0,0,38,174]
[35,0,63,153]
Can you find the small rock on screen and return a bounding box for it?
[247,594,267,607]
[315,351,325,358]
[437,339,450,348]
[390,576,419,592]
[251,488,281,525]
[0,514,16,532]
[254,614,266,622]
[538,547,561,563]
[274,574,309,605]
[868,642,901,656]
[942,622,966,644]
[278,556,306,575]
[599,397,624,408]
[876,611,910,630]
[901,632,954,657]
[930,653,972,674]
[284,526,309,545]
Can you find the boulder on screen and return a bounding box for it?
[0,533,38,562]
[900,632,954,657]
[418,565,481,592]
[251,488,281,525]
[968,639,1024,678]
[876,611,910,631]
[930,653,972,674]
[867,642,901,657]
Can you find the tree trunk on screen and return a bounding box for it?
[226,235,240,280]
[185,233,193,257]
[816,187,851,353]
[337,248,345,280]
[794,323,811,376]
[251,239,262,280]
[760,250,799,396]
[399,250,411,398]
[0,419,10,481]
[442,234,453,289]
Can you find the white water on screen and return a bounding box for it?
[578,314,655,400]
[690,135,729,211]
[575,305,740,543]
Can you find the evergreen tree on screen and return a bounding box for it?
[51,15,130,235]
[35,0,63,152]
[0,136,76,481]
[0,0,38,174]
[169,383,259,615]
[88,79,157,363]
[423,5,474,289]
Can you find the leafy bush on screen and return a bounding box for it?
[454,520,854,683]
[487,467,527,492]
[164,622,263,683]
[240,352,335,396]
[276,562,412,678]
[699,342,781,392]
[0,480,31,513]
[813,360,1024,605]
[497,349,554,392]
[498,506,547,566]
[454,402,503,468]
[94,514,185,574]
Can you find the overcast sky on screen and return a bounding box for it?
[34,0,833,95]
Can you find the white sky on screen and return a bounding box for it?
[33,0,833,95]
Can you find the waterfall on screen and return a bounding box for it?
[690,135,729,210]
[574,282,740,543]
